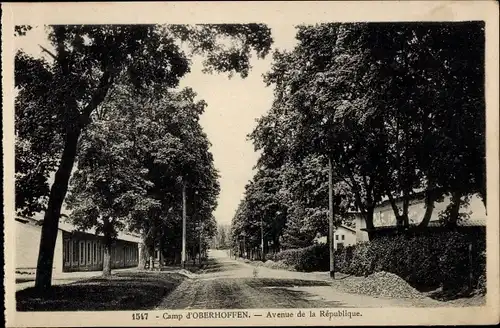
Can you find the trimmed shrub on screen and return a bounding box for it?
[296,243,330,272]
[272,229,486,292]
[334,230,486,291]
[266,244,329,272]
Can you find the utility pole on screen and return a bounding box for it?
[328,156,335,278]
[260,217,264,261]
[243,234,246,259]
[199,222,203,267]
[181,181,187,269]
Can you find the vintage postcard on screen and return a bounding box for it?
[2,1,499,327]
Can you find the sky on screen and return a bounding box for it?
[178,24,298,225]
[15,24,298,226]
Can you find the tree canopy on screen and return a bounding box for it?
[15,23,273,289]
[232,22,485,254]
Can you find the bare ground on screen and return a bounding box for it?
[157,250,451,309]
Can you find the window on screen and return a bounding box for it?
[63,240,68,262]
[87,242,91,263]
[341,235,345,241]
[98,244,101,263]
[73,240,79,262]
[80,241,85,263]
[335,235,339,241]
[93,243,97,262]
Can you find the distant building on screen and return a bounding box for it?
[354,192,486,241]
[314,225,357,249]
[15,213,141,274]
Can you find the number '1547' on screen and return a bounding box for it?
[132,313,148,320]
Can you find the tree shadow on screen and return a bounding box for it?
[243,278,332,288]
[16,272,185,311]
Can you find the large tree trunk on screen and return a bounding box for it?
[138,242,145,269]
[138,229,147,269]
[34,130,80,290]
[446,191,462,228]
[418,189,437,228]
[102,219,113,276]
[365,206,375,240]
[387,193,405,228]
[402,190,410,227]
[149,254,154,270]
[274,236,280,253]
[102,237,112,277]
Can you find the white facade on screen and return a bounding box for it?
[314,225,357,250]
[15,215,141,273]
[354,193,487,242]
[333,226,356,249]
[15,219,64,273]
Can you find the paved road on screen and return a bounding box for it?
[157,249,430,309]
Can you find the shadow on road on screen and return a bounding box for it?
[243,278,331,288]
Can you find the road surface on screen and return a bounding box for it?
[157,249,432,309]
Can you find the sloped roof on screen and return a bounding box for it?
[18,212,141,243]
[338,225,356,233]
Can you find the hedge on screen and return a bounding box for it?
[269,230,486,291]
[335,231,486,291]
[266,244,330,272]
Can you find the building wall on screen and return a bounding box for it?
[314,227,356,250]
[62,232,139,272]
[373,193,486,227]
[354,214,369,243]
[355,193,486,242]
[16,219,139,273]
[15,220,64,273]
[333,227,356,249]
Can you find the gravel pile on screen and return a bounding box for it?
[333,271,425,299]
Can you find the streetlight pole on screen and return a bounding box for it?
[260,217,264,261]
[199,221,203,267]
[181,181,187,269]
[328,156,335,278]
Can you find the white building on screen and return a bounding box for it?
[15,213,141,274]
[314,225,357,249]
[354,192,487,242]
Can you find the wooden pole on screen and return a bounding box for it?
[243,235,247,259]
[328,156,335,278]
[199,222,203,267]
[469,242,473,290]
[260,216,264,261]
[181,182,187,269]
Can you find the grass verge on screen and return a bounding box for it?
[16,271,185,311]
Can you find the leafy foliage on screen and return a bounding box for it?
[15,23,272,216]
[334,231,486,291]
[233,22,486,254]
[266,244,330,272]
[15,24,272,287]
